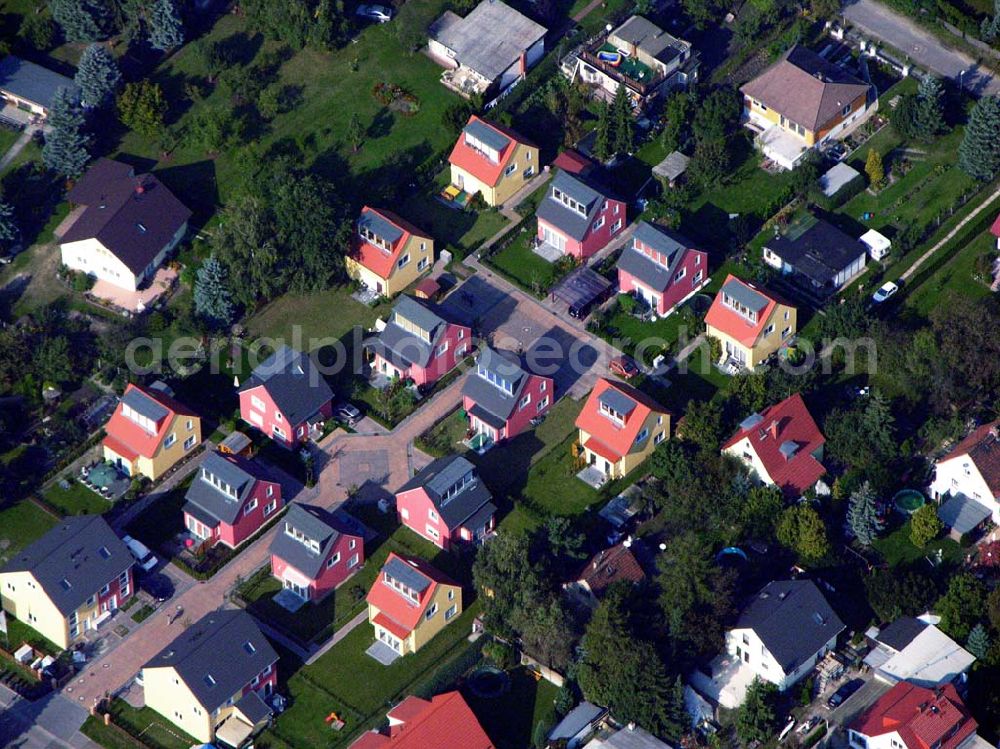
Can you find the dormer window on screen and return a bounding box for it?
[394,313,432,343]
[722,291,758,323]
[442,471,475,503]
[464,131,500,163]
[284,522,321,553]
[359,224,392,252]
[477,365,514,395]
[201,467,238,500]
[600,401,625,424]
[552,187,588,218]
[121,402,157,434]
[383,572,420,603]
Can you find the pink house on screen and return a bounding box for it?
[461,347,553,449]
[395,455,496,549]
[365,296,471,387]
[536,170,627,261]
[269,503,365,603]
[616,221,709,316]
[182,452,283,549]
[238,345,334,449]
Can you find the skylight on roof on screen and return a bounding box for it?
[60,578,72,591]
[98,546,111,559]
[243,641,256,655]
[204,674,216,687]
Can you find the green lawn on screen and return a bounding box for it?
[466,667,560,749]
[0,500,58,567]
[0,126,20,158]
[486,219,570,297]
[40,479,112,516]
[905,228,997,315]
[521,432,600,517]
[83,701,198,749]
[3,614,62,654]
[408,181,511,258]
[872,518,964,568]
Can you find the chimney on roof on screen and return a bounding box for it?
[989,425,1000,441]
[135,183,145,196]
[623,535,633,548]
[594,550,604,569]
[768,420,779,440]
[519,51,527,78]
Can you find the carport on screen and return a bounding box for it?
[550,265,613,314]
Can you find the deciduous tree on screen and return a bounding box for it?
[936,573,986,641]
[117,80,167,138]
[777,504,830,564]
[910,503,943,548]
[865,148,885,189]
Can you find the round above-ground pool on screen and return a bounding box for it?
[894,489,926,515]
[467,666,510,699]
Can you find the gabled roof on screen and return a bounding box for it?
[990,213,1000,239]
[62,158,192,275]
[616,221,697,293]
[575,541,645,598]
[705,275,787,347]
[575,378,668,462]
[740,45,870,132]
[430,0,546,82]
[765,215,867,286]
[0,55,77,110]
[875,617,928,652]
[239,345,333,425]
[365,553,457,635]
[736,580,844,674]
[850,682,976,749]
[461,346,536,422]
[103,383,198,460]
[349,691,495,749]
[396,455,496,531]
[938,421,1000,498]
[1,516,133,616]
[365,296,453,370]
[449,116,532,188]
[723,393,826,496]
[270,503,363,580]
[183,453,275,526]
[611,15,687,65]
[143,610,277,713]
[352,207,430,280]
[536,170,613,241]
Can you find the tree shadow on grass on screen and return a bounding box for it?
[366,107,395,140]
[154,160,220,229]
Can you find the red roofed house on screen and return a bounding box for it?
[238,345,334,449]
[705,275,797,371]
[575,378,670,482]
[722,393,826,497]
[991,213,1000,250]
[448,116,539,207]
[346,207,435,298]
[847,682,980,749]
[349,691,495,749]
[366,554,462,660]
[930,421,1000,528]
[103,383,202,481]
[565,539,646,605]
[616,221,708,317]
[461,347,553,449]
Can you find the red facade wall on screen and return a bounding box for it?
[536,197,627,261]
[240,386,332,449]
[239,661,278,698]
[184,479,282,549]
[372,323,472,387]
[96,567,134,610]
[269,531,364,600]
[618,247,708,316]
[395,488,496,550]
[463,373,553,443]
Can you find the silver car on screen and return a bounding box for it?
[356,4,393,22]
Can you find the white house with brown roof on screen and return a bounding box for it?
[740,45,875,170]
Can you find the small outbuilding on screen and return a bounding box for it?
[938,494,992,541]
[818,161,861,198]
[859,228,891,261]
[652,150,690,187]
[550,265,614,317]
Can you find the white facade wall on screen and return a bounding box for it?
[723,439,774,487]
[931,457,999,524]
[726,626,836,692]
[61,238,141,291]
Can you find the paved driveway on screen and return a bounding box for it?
[843,0,1000,96]
[0,687,98,749]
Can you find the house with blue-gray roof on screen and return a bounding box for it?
[616,220,708,317]
[0,55,77,119]
[535,170,627,261]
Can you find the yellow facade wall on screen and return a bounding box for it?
[706,301,796,370]
[143,666,215,742]
[346,235,434,298]
[104,413,202,481]
[451,141,540,207]
[745,92,867,147]
[368,581,463,656]
[0,571,70,649]
[577,410,670,480]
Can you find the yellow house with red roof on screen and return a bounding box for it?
[346,207,435,298]
[575,378,670,481]
[705,275,796,371]
[102,383,201,481]
[366,553,462,659]
[448,116,538,207]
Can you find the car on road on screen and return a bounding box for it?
[872,281,898,304]
[827,678,865,709]
[355,4,392,22]
[122,534,158,572]
[610,355,640,380]
[334,402,362,426]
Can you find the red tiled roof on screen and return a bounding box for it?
[102,384,197,460]
[365,553,456,635]
[448,116,527,188]
[576,542,645,598]
[372,611,412,641]
[552,149,594,176]
[704,274,782,347]
[575,378,669,462]
[941,420,1000,498]
[850,683,976,749]
[351,207,430,280]
[349,692,495,749]
[723,393,825,496]
[990,213,1000,239]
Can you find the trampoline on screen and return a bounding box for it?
[893,489,925,515]
[467,666,510,699]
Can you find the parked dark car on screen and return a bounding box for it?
[140,573,173,602]
[827,678,864,709]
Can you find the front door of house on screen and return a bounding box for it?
[101,596,117,614]
[283,579,308,599]
[542,226,565,251]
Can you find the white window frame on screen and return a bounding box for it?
[164,433,176,449]
[327,552,341,568]
[244,497,258,516]
[263,499,277,517]
[251,395,266,411]
[397,253,410,269]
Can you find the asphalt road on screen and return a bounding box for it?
[843,0,1000,96]
[0,686,98,749]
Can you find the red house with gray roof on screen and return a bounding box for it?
[60,158,191,292]
[616,221,708,316]
[238,345,334,448]
[722,393,825,497]
[847,682,980,749]
[535,170,627,260]
[349,691,495,749]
